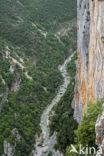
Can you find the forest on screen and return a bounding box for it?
[0,0,76,155]
[49,53,78,154]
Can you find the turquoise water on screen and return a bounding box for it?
[34,53,74,156]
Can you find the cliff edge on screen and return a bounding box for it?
[73,0,104,123]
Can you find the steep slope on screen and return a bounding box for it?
[0,0,76,155]
[49,54,78,154]
[73,0,104,123]
[95,104,104,155]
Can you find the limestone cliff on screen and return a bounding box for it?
[95,104,104,155]
[73,0,104,123]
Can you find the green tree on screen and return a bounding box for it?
[74,100,103,147]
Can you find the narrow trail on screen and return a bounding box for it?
[33,53,75,156]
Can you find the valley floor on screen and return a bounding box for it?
[33,53,75,156]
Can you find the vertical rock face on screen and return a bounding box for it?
[95,106,104,155]
[73,0,104,123]
[73,0,90,123]
[3,140,15,156]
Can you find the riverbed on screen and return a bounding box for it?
[33,53,74,156]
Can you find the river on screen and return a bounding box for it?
[33,53,75,156]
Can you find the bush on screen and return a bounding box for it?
[74,100,103,147]
[66,100,103,155]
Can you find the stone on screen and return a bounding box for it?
[95,111,104,155]
[73,0,104,123]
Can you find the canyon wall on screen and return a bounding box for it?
[95,104,104,155]
[73,0,104,123]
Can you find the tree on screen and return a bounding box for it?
[74,100,103,147]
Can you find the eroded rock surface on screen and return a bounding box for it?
[95,105,104,155]
[73,0,104,123]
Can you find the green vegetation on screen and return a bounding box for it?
[66,100,103,156]
[49,54,78,153]
[0,0,76,155]
[0,34,68,155]
[0,0,76,32]
[75,101,103,147]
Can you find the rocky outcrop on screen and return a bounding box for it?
[2,128,21,156]
[95,104,104,155]
[3,140,15,156]
[49,133,63,156]
[73,0,104,123]
[11,73,21,92]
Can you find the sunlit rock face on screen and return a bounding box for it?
[73,0,90,123]
[73,0,104,123]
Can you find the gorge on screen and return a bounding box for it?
[73,0,104,154]
[1,0,104,155]
[0,0,77,155]
[33,53,75,156]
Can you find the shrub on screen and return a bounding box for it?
[66,100,103,155]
